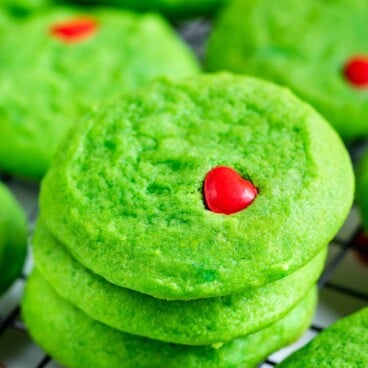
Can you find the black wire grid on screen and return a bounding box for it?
[0,20,368,368]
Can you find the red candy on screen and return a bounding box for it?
[204,166,257,215]
[343,56,368,88]
[51,18,98,43]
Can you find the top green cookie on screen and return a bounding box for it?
[63,0,225,18]
[206,0,368,140]
[0,8,199,179]
[0,182,27,295]
[278,307,368,367]
[40,73,354,300]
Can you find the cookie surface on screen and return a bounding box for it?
[278,307,368,367]
[22,270,317,368]
[0,9,199,179]
[40,73,354,299]
[0,182,27,295]
[206,0,368,140]
[33,223,326,345]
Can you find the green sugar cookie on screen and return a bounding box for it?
[39,73,354,300]
[61,0,225,18]
[0,9,199,179]
[33,223,326,345]
[2,0,49,17]
[0,182,27,295]
[22,270,317,368]
[206,0,368,140]
[357,151,368,230]
[278,307,368,367]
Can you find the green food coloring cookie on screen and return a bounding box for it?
[278,307,368,367]
[206,0,368,140]
[22,270,317,368]
[33,223,326,345]
[0,182,27,295]
[2,0,49,17]
[0,9,199,179]
[39,73,353,300]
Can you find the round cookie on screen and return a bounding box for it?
[0,9,199,179]
[33,222,327,345]
[39,73,354,300]
[62,0,225,18]
[0,182,27,295]
[278,307,368,367]
[357,150,368,230]
[206,0,368,140]
[22,270,317,368]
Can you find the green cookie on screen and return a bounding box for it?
[206,0,368,140]
[2,0,49,17]
[22,270,317,368]
[0,182,27,295]
[278,307,368,367]
[61,0,225,18]
[357,151,368,230]
[40,73,353,300]
[0,9,199,179]
[33,223,326,345]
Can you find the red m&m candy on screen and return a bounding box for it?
[204,166,258,215]
[51,18,98,43]
[343,56,368,88]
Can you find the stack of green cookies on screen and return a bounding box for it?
[23,74,354,367]
[0,8,199,180]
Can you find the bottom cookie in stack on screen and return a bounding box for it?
[23,270,317,368]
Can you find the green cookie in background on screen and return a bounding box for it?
[277,307,368,367]
[22,270,317,368]
[206,0,368,140]
[39,73,354,300]
[1,0,49,17]
[0,8,199,179]
[0,182,27,295]
[60,0,225,18]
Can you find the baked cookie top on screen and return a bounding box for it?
[0,182,27,295]
[278,307,368,367]
[206,0,368,140]
[40,73,354,300]
[0,8,199,179]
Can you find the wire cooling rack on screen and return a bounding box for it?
[0,19,368,368]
